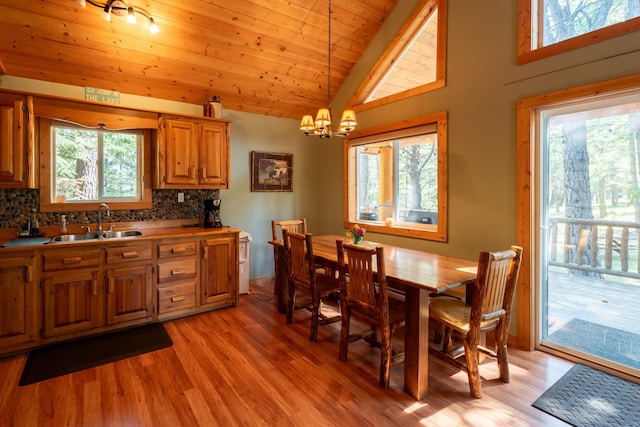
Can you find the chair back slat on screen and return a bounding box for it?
[347,249,377,306]
[337,241,387,310]
[283,230,313,286]
[482,255,511,317]
[272,218,307,241]
[471,247,522,325]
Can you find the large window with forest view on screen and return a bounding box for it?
[344,112,447,242]
[51,122,143,203]
[518,0,640,63]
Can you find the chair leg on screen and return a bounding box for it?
[339,308,350,361]
[442,327,453,353]
[309,293,320,342]
[462,338,482,399]
[433,320,444,344]
[495,322,510,383]
[379,323,392,389]
[286,281,295,324]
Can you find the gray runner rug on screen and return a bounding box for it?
[532,364,640,427]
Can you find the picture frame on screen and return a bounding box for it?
[250,151,293,192]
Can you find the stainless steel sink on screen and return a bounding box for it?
[51,232,101,242]
[50,230,143,242]
[102,230,143,239]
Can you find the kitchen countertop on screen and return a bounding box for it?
[0,219,241,251]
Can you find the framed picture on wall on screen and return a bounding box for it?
[250,151,293,192]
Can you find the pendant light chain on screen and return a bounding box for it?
[327,0,332,109]
[298,0,357,138]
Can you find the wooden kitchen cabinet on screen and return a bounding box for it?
[105,243,154,325]
[41,247,102,338]
[0,225,240,356]
[201,235,238,308]
[155,116,230,189]
[0,92,36,188]
[156,238,198,318]
[0,252,38,351]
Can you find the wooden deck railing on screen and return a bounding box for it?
[548,217,640,280]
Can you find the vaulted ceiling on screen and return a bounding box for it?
[0,0,400,119]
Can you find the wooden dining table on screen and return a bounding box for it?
[269,234,478,400]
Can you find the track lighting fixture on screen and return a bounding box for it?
[75,0,159,34]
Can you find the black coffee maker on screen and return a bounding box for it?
[204,199,223,228]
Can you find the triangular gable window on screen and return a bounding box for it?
[349,0,446,110]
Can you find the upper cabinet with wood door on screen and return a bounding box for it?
[155,115,230,189]
[0,92,36,188]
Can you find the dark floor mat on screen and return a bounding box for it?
[532,364,640,427]
[19,323,172,386]
[548,318,640,370]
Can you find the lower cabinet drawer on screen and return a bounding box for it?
[157,259,197,283]
[158,283,196,314]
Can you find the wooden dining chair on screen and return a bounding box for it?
[271,219,308,309]
[429,245,523,399]
[336,240,405,389]
[271,218,307,241]
[282,230,340,342]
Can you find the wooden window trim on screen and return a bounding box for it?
[348,0,447,112]
[516,72,640,350]
[517,0,640,65]
[39,118,153,212]
[344,111,448,242]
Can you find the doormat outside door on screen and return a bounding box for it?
[19,322,172,386]
[532,364,640,427]
[548,318,640,370]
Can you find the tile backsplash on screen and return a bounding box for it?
[0,189,219,229]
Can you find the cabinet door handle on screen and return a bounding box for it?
[122,251,139,258]
[171,269,185,276]
[171,295,186,302]
[188,166,195,178]
[201,167,206,178]
[108,280,114,294]
[92,279,98,296]
[172,247,187,254]
[63,257,82,264]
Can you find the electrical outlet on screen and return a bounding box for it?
[178,192,184,203]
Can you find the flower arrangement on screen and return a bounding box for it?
[345,224,366,245]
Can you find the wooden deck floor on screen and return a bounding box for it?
[545,270,640,371]
[547,270,640,335]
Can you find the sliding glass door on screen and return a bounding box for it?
[537,88,640,375]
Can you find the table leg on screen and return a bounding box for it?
[273,246,287,314]
[403,286,430,400]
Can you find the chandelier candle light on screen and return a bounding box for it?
[74,0,159,34]
[299,0,357,139]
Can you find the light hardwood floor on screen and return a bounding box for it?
[0,284,574,426]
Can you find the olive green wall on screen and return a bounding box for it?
[320,0,640,265]
[3,0,640,282]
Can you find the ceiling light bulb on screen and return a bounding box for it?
[126,7,136,24]
[103,4,112,22]
[148,17,159,34]
[75,0,87,8]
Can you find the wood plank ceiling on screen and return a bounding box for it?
[0,0,399,119]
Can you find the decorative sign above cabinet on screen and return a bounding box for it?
[84,87,121,105]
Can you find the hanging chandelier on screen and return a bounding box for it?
[299,0,356,139]
[74,0,159,34]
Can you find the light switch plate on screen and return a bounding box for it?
[178,192,185,203]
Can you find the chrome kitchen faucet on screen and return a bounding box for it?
[98,203,110,233]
